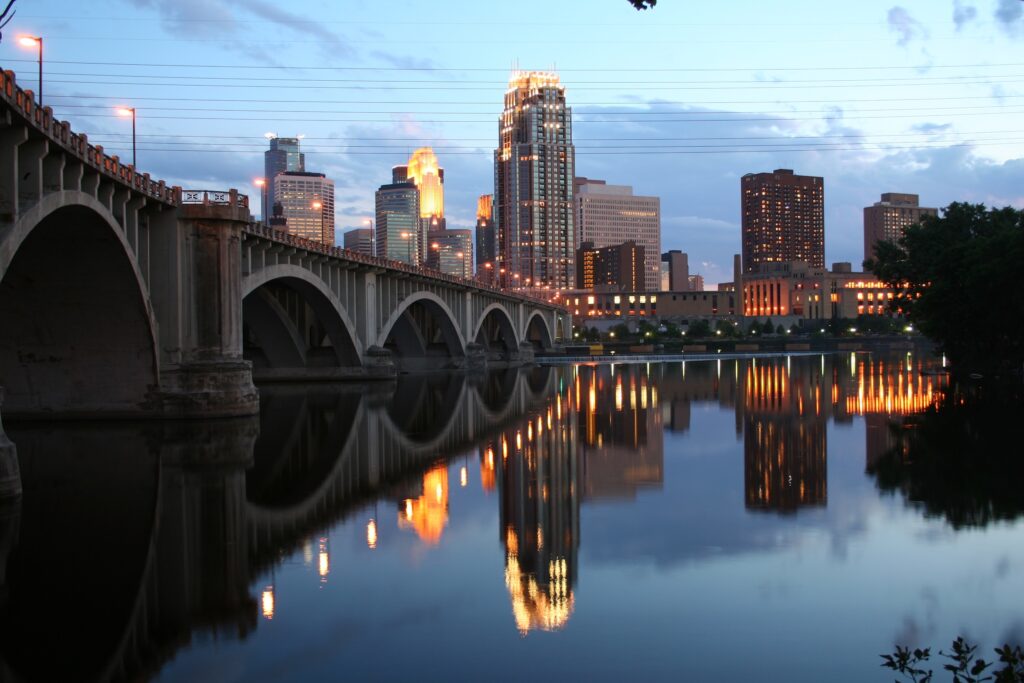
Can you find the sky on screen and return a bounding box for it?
[2,0,1023,287]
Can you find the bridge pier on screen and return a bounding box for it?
[154,191,259,418]
[0,389,19,499]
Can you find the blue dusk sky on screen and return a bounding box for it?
[2,0,1022,286]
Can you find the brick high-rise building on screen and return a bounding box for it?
[576,241,644,292]
[575,178,661,291]
[741,169,824,274]
[660,250,689,292]
[494,71,575,291]
[863,193,937,264]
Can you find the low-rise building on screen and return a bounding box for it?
[741,261,900,321]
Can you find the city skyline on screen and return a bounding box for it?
[4,1,1022,287]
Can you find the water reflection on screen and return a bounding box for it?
[0,352,982,681]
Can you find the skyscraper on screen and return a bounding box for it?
[863,193,937,264]
[375,181,420,265]
[475,194,496,280]
[574,178,661,291]
[427,228,473,278]
[494,71,575,292]
[273,171,334,245]
[343,227,374,255]
[263,135,305,222]
[575,241,644,292]
[392,148,446,261]
[741,169,824,274]
[660,250,689,292]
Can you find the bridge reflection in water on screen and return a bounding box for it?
[0,353,945,681]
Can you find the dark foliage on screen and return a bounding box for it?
[627,0,657,8]
[868,383,1024,529]
[865,203,1024,377]
[883,638,1024,682]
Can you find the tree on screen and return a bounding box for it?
[687,319,711,338]
[609,322,630,340]
[866,203,1024,376]
[627,0,656,8]
[761,317,775,335]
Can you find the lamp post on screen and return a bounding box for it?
[18,36,43,106]
[116,107,136,168]
[400,231,413,264]
[254,178,267,222]
[312,200,323,243]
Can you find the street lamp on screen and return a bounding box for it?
[400,231,412,264]
[116,107,136,167]
[18,36,43,106]
[312,200,323,243]
[254,178,267,222]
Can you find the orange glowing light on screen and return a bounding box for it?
[477,194,493,220]
[397,465,449,544]
[18,36,40,47]
[366,518,378,549]
[406,147,444,219]
[116,107,135,117]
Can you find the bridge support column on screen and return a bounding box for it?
[156,191,259,417]
[0,388,19,499]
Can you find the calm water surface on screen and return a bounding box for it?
[1,350,1021,682]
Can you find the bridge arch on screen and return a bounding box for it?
[376,291,466,364]
[523,310,554,350]
[473,303,520,353]
[0,192,160,415]
[242,264,363,371]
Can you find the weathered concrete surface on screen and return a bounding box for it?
[0,388,19,498]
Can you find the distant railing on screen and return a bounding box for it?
[244,223,567,311]
[0,66,177,205]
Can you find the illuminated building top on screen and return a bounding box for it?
[477,194,493,221]
[406,147,444,219]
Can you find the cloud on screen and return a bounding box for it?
[887,6,929,46]
[953,1,979,30]
[994,0,1024,35]
[911,122,953,134]
[120,0,350,62]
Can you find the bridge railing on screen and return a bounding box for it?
[178,189,249,208]
[244,223,566,311]
[0,67,176,205]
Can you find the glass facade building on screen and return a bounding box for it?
[493,71,575,292]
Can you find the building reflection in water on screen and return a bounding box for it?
[487,378,580,634]
[396,464,449,545]
[0,353,951,678]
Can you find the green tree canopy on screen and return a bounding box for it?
[866,203,1024,376]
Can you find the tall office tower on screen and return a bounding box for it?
[263,135,305,222]
[494,71,575,291]
[274,171,334,245]
[741,168,824,274]
[863,193,937,264]
[660,250,689,291]
[427,228,473,278]
[574,178,661,291]
[343,227,374,255]
[394,148,447,260]
[375,181,421,265]
[475,194,496,278]
[576,241,644,291]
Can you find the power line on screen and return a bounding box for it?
[5,57,1024,72]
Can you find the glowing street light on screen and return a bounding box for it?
[312,200,324,242]
[366,518,378,550]
[116,107,136,167]
[254,177,267,222]
[399,230,413,264]
[18,36,43,105]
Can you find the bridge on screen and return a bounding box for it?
[0,68,568,497]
